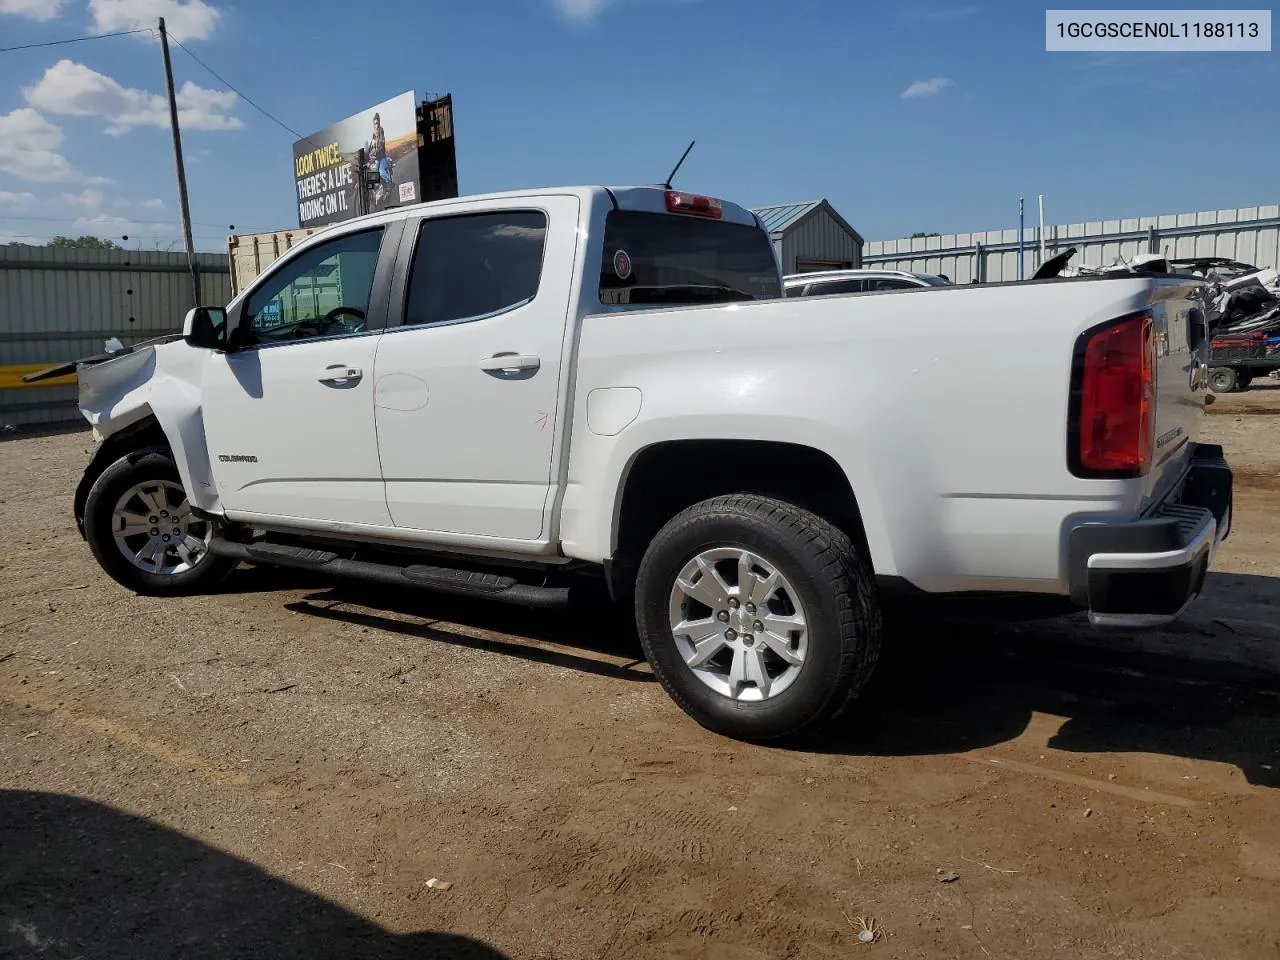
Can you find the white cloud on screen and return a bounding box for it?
[0,108,75,182]
[901,77,954,99]
[0,0,67,21]
[61,188,109,210]
[25,59,242,135]
[72,213,175,238]
[0,190,38,207]
[554,0,612,20]
[89,0,221,40]
[140,197,165,209]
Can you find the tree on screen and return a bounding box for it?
[910,232,942,239]
[47,236,121,250]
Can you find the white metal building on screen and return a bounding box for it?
[751,200,864,275]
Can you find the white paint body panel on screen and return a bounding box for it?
[76,184,1208,600]
[203,335,389,526]
[373,196,582,540]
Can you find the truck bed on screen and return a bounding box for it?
[564,274,1208,596]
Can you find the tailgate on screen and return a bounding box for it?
[1145,279,1209,509]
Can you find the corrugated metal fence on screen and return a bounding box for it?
[864,204,1280,284]
[0,245,232,428]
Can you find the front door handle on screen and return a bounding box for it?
[479,353,540,377]
[317,364,363,385]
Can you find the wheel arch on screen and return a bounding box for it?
[74,415,170,538]
[609,438,883,592]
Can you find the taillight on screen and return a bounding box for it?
[664,190,723,219]
[1071,312,1156,477]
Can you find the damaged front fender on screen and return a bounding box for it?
[77,341,223,517]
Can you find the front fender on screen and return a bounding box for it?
[78,343,222,514]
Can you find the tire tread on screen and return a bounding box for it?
[636,493,881,741]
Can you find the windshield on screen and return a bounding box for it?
[599,211,781,306]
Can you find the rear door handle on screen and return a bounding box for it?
[479,353,540,376]
[317,364,363,384]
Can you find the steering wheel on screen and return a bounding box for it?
[320,306,366,334]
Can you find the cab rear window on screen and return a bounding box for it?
[599,211,781,306]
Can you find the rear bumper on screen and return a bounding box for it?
[1068,444,1232,628]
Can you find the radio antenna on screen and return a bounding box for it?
[664,140,696,189]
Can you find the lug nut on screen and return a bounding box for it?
[754,620,764,633]
[724,629,737,642]
[150,527,158,536]
[162,534,170,542]
[743,635,755,646]
[717,610,730,622]
[148,516,158,524]
[746,603,756,615]
[728,598,740,609]
[160,510,169,519]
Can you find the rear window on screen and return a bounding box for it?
[599,211,781,306]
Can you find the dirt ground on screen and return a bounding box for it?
[2,384,1279,960]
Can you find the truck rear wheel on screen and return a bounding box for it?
[83,449,236,596]
[1208,367,1238,393]
[635,494,881,742]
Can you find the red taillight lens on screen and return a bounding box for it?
[1076,313,1155,475]
[664,190,723,219]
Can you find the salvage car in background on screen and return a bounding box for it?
[783,268,950,297]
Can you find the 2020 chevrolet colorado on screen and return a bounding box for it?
[70,185,1232,741]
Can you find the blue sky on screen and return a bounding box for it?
[0,0,1276,251]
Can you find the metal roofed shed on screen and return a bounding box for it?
[751,200,865,275]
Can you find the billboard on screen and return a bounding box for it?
[292,90,422,229]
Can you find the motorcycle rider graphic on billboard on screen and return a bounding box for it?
[367,112,395,211]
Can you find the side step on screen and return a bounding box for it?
[208,539,571,608]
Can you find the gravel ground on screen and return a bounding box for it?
[2,384,1279,959]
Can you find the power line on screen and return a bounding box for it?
[167,32,320,150]
[0,28,151,54]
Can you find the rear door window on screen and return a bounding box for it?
[599,211,781,306]
[404,211,547,327]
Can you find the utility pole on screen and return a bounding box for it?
[158,17,200,308]
[1018,197,1025,281]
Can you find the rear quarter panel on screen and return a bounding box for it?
[560,277,1191,595]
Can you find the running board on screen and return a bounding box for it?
[208,539,571,608]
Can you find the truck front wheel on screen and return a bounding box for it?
[635,494,881,742]
[83,449,235,595]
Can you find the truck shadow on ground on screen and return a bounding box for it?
[267,571,1280,788]
[0,789,508,960]
[824,571,1280,788]
[283,580,654,684]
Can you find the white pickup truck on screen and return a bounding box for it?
[70,185,1233,741]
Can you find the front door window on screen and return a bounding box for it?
[239,229,384,346]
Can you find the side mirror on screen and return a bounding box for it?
[183,306,227,350]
